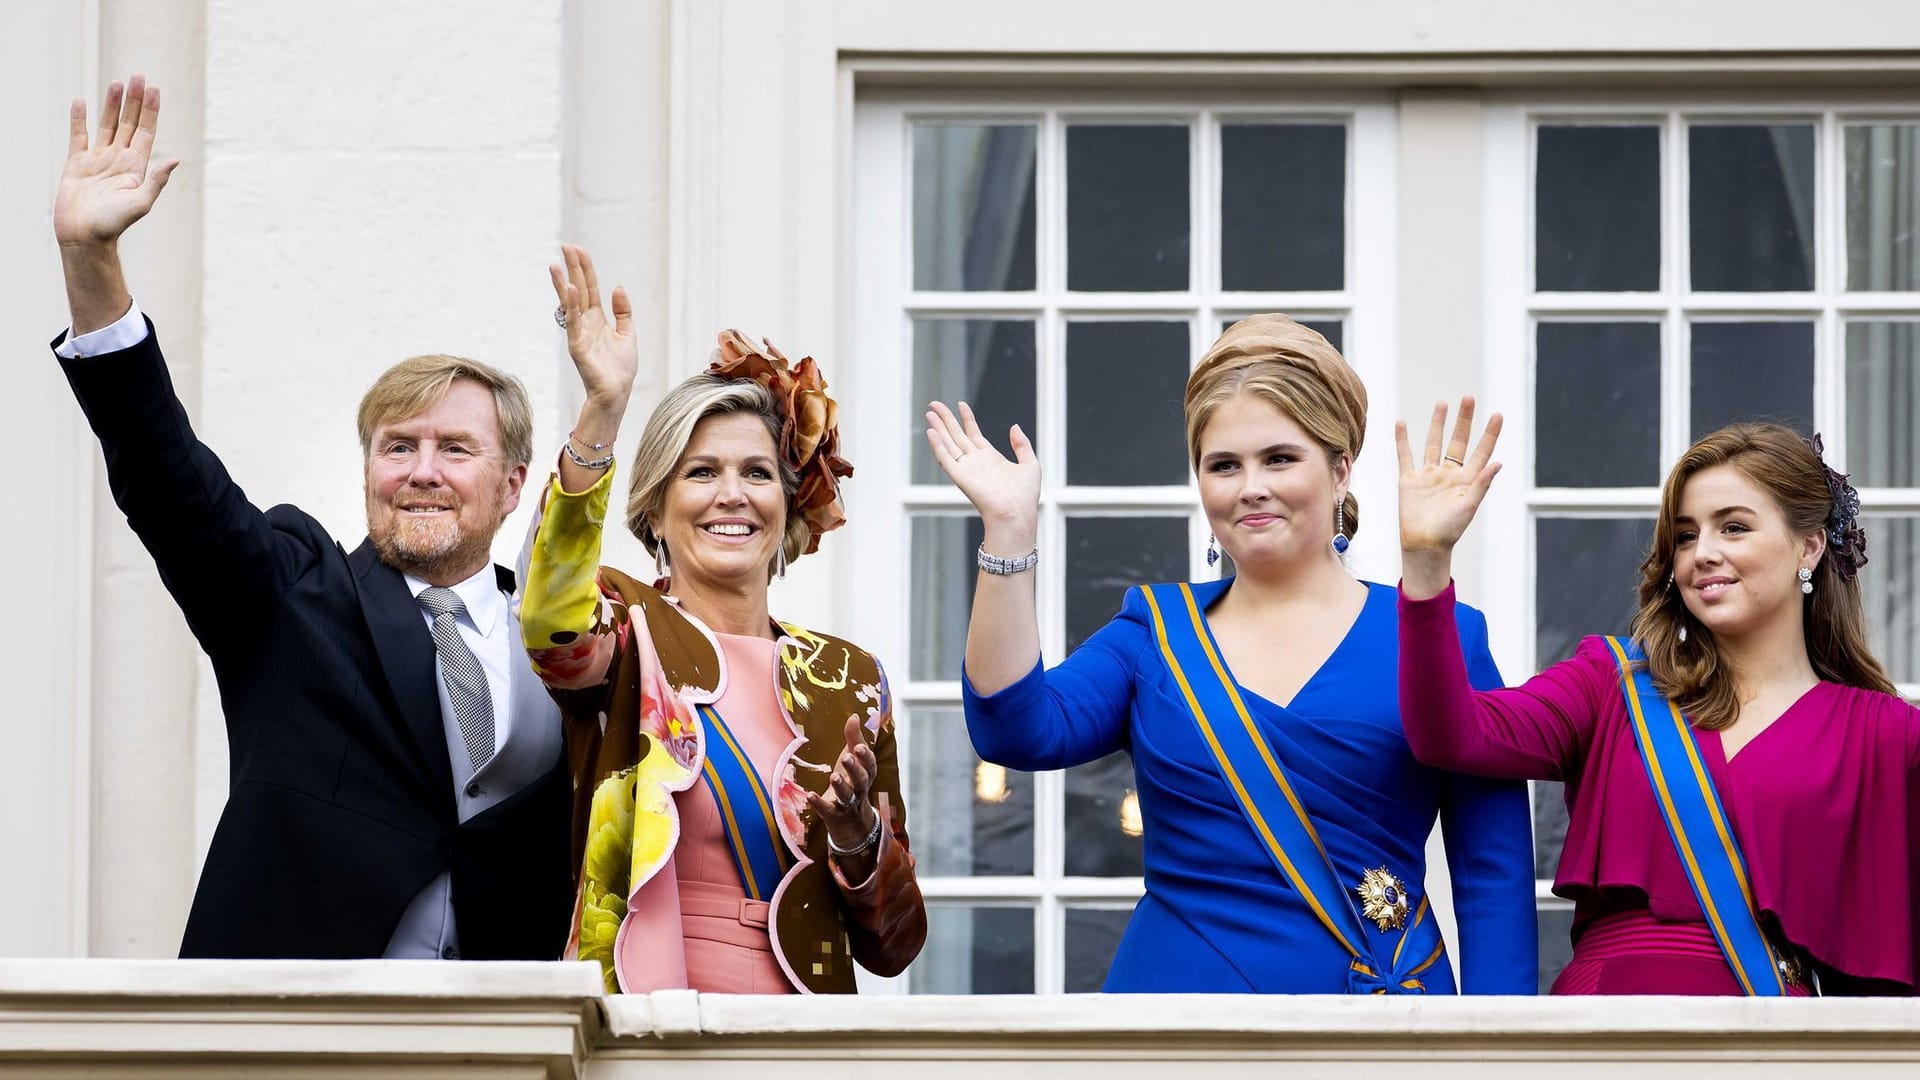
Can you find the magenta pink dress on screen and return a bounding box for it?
[671,632,798,994]
[1400,584,1920,994]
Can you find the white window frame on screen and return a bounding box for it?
[847,89,1398,993]
[1480,91,1920,964]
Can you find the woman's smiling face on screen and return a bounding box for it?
[1671,463,1823,641]
[1195,392,1347,573]
[653,411,788,587]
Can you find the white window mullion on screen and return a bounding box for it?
[1663,111,1691,471]
[1820,110,1848,457]
[1479,103,1532,676]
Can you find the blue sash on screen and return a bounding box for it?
[697,704,791,901]
[1141,583,1445,993]
[1602,637,1793,996]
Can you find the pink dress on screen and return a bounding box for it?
[672,632,799,994]
[1399,583,1920,994]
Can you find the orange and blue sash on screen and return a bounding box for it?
[697,704,790,901]
[1142,583,1445,993]
[1602,636,1792,996]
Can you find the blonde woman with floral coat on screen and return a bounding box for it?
[520,245,926,993]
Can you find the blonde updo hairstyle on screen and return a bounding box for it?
[1183,315,1369,543]
[624,374,810,579]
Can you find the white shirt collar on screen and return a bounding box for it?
[403,564,504,637]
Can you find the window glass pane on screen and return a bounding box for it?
[1064,756,1144,877]
[1064,906,1135,991]
[1538,905,1576,995]
[1845,123,1920,292]
[1845,320,1920,487]
[1220,123,1345,291]
[1066,515,1190,653]
[911,318,1037,485]
[913,123,1037,292]
[1067,125,1190,291]
[1534,321,1662,487]
[1065,321,1190,486]
[1689,321,1814,439]
[909,904,1034,993]
[1859,515,1920,686]
[1688,124,1816,292]
[908,707,1034,877]
[1221,316,1343,355]
[909,515,983,681]
[1535,125,1661,291]
[1534,517,1654,666]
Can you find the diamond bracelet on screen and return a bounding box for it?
[976,544,1040,576]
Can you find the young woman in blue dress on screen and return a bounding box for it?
[925,314,1538,993]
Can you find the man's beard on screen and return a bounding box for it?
[368,497,502,583]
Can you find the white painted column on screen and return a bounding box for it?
[562,0,672,580]
[1396,89,1493,979]
[1396,90,1489,601]
[667,0,846,631]
[0,0,98,958]
[84,0,209,959]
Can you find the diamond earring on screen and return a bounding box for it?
[1332,501,1350,555]
[1798,566,1813,595]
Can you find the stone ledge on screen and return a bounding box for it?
[0,960,603,1079]
[4,963,1920,1078]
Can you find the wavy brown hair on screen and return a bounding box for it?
[1630,422,1895,729]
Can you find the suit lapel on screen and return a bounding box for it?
[350,539,455,805]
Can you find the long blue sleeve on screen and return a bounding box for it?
[961,587,1153,771]
[1439,602,1541,994]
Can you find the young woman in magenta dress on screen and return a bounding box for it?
[926,316,1537,993]
[1397,407,1918,995]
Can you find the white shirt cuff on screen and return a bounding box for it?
[55,299,148,359]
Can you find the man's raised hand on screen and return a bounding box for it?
[54,74,179,250]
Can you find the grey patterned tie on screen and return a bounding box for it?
[417,587,496,772]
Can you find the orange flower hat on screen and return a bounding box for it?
[708,329,854,556]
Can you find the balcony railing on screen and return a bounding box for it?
[3,960,1918,1077]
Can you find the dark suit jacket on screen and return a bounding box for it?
[56,320,574,959]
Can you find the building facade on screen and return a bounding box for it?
[4,0,1918,996]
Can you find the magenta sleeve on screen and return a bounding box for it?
[1397,581,1607,782]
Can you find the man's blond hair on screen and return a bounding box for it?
[356,354,534,467]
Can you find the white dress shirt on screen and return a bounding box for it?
[55,298,148,358]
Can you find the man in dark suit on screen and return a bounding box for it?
[51,74,573,960]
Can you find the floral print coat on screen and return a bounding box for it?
[517,468,926,993]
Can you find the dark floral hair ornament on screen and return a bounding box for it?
[1806,434,1867,580]
[707,329,855,555]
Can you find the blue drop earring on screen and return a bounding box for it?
[1331,501,1350,555]
[1206,533,1220,567]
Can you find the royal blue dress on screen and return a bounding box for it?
[963,578,1537,993]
